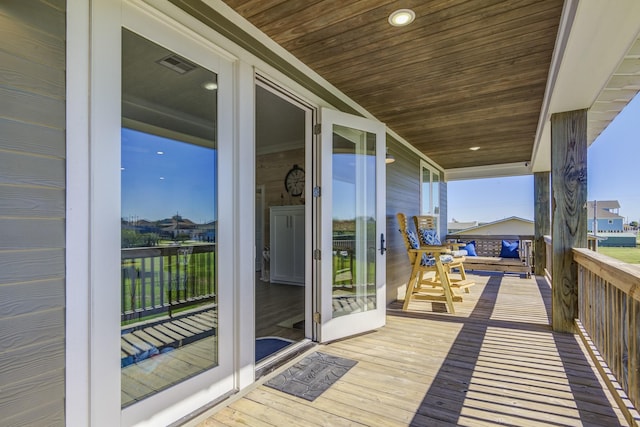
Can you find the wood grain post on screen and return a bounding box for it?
[551,109,588,333]
[534,172,550,276]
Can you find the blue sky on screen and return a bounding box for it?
[448,94,640,224]
[121,128,217,223]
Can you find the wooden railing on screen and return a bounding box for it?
[573,248,640,421]
[121,244,216,322]
[543,234,603,282]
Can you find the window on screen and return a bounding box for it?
[420,159,441,228]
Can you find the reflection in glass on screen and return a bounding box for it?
[332,124,377,317]
[421,162,440,230]
[433,171,440,224]
[121,30,218,407]
[421,167,431,214]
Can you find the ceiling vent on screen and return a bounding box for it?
[156,54,197,74]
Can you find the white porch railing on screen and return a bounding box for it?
[121,243,216,322]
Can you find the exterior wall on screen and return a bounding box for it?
[589,218,624,232]
[597,233,637,247]
[0,1,66,425]
[385,137,445,304]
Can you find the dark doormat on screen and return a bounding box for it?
[256,337,294,362]
[265,351,357,401]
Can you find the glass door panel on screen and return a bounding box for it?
[121,29,219,406]
[420,160,440,231]
[331,125,377,318]
[319,108,386,343]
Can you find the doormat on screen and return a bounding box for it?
[265,352,357,401]
[256,337,294,362]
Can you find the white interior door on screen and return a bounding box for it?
[318,107,386,343]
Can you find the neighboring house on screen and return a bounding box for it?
[587,200,624,233]
[447,219,479,234]
[597,233,637,247]
[449,216,534,237]
[586,201,635,247]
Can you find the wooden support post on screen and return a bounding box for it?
[551,109,588,333]
[534,172,550,276]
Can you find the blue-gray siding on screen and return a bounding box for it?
[385,137,446,306]
[588,218,624,233]
[0,1,66,426]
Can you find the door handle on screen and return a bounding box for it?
[380,233,387,255]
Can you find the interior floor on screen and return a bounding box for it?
[255,273,306,343]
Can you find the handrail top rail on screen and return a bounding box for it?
[545,235,599,242]
[573,248,640,302]
[122,243,216,259]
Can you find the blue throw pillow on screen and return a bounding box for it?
[500,240,520,258]
[460,241,477,256]
[420,229,441,245]
[406,230,420,249]
[421,256,436,267]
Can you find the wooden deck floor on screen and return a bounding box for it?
[191,273,628,427]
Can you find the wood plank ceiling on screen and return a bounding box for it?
[220,0,564,170]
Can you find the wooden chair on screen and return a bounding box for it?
[413,215,469,282]
[397,213,474,313]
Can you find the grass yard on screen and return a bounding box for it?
[597,246,640,264]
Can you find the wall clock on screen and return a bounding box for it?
[284,164,305,197]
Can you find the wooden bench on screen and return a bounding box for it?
[446,234,533,277]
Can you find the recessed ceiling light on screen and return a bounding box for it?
[202,81,218,91]
[388,9,415,27]
[469,146,481,151]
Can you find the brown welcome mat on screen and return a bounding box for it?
[265,352,357,401]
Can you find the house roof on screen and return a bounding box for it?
[586,200,624,219]
[169,1,640,178]
[448,221,479,231]
[449,216,534,235]
[587,200,624,219]
[587,200,620,210]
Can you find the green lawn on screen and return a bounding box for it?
[597,235,640,264]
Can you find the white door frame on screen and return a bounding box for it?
[67,0,390,424]
[255,77,315,341]
[318,107,386,343]
[67,1,237,425]
[121,5,236,426]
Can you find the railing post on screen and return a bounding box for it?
[551,109,588,333]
